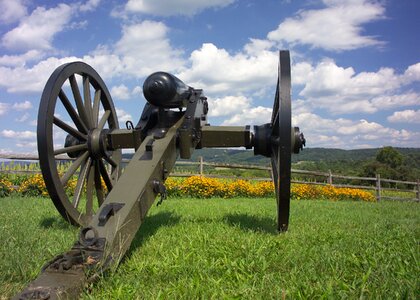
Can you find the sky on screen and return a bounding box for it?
[0,0,419,155]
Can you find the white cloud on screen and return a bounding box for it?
[79,0,101,12]
[1,129,36,139]
[15,113,31,123]
[114,21,184,77]
[16,141,37,149]
[295,59,420,114]
[293,112,420,148]
[208,95,251,117]
[336,119,383,135]
[132,86,142,97]
[0,102,10,115]
[12,100,32,111]
[403,62,420,83]
[83,50,124,79]
[178,43,277,95]
[110,84,131,100]
[115,108,133,124]
[98,107,133,127]
[0,20,184,93]
[68,20,88,30]
[0,56,79,93]
[0,148,14,155]
[370,93,420,111]
[0,0,27,24]
[124,0,235,16]
[1,3,74,51]
[0,50,44,67]
[267,0,385,51]
[221,106,272,126]
[299,59,399,99]
[387,109,420,124]
[0,101,34,115]
[243,38,274,56]
[292,62,313,85]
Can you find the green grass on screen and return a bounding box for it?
[1,196,419,299]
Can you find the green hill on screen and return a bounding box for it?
[123,147,420,179]
[124,147,420,165]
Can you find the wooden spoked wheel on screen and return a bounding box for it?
[271,51,292,232]
[37,62,121,226]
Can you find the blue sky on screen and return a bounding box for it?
[0,0,419,155]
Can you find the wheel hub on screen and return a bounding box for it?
[253,124,305,157]
[64,135,83,158]
[87,129,109,158]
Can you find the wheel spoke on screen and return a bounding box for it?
[272,77,279,124]
[85,163,95,216]
[92,89,101,128]
[99,159,113,191]
[98,110,110,130]
[103,153,117,168]
[53,116,87,141]
[83,75,94,129]
[54,143,87,156]
[271,146,280,198]
[60,151,89,185]
[69,74,91,130]
[272,111,279,136]
[73,157,92,209]
[94,160,105,206]
[59,89,88,134]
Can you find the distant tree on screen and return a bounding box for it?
[361,161,398,179]
[376,146,403,168]
[359,147,408,182]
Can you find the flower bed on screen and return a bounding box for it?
[166,176,375,201]
[0,174,375,202]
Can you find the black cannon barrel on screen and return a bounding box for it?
[143,72,191,108]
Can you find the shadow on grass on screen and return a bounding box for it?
[224,213,277,234]
[39,216,73,230]
[124,211,181,259]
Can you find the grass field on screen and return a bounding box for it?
[1,196,419,299]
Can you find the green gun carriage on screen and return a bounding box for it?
[16,50,305,299]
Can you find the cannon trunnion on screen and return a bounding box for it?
[16,50,305,299]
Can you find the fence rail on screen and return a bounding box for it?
[1,154,419,202]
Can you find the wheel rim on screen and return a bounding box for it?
[271,50,292,232]
[37,62,121,227]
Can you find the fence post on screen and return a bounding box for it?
[328,170,333,185]
[417,179,420,202]
[376,174,381,202]
[199,156,204,176]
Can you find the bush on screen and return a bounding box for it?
[17,174,48,197]
[0,178,14,197]
[172,176,372,201]
[0,172,376,202]
[291,184,375,202]
[180,176,227,198]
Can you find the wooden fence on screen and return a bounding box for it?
[1,154,419,202]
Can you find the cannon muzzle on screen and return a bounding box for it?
[143,72,192,108]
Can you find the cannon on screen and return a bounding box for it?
[16,50,305,299]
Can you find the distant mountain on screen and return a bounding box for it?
[122,147,420,166]
[290,147,420,163]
